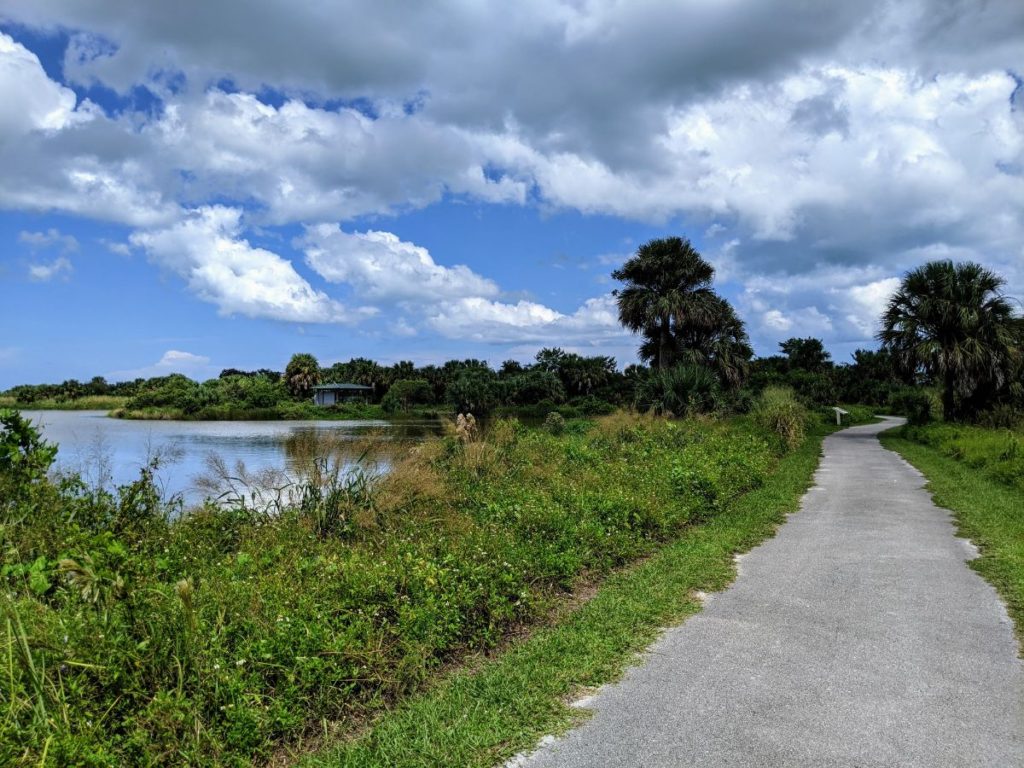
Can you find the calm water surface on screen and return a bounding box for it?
[23,410,444,506]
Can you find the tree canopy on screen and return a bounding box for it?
[613,237,751,388]
[284,353,322,400]
[878,260,1021,421]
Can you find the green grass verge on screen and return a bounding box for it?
[880,429,1024,653]
[888,422,1024,493]
[300,425,831,768]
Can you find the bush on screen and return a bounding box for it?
[446,370,500,415]
[381,379,433,414]
[752,387,808,451]
[888,388,934,425]
[635,365,721,417]
[976,404,1023,429]
[506,370,565,406]
[1,409,58,510]
[544,412,566,435]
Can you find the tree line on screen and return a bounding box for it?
[5,239,1022,423]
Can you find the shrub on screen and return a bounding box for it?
[635,364,721,417]
[543,412,567,435]
[888,388,934,425]
[752,387,808,451]
[446,370,500,415]
[976,404,1023,430]
[506,370,566,406]
[381,379,433,414]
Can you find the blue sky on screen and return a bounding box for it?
[1,2,1022,389]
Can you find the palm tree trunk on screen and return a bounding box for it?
[658,317,671,371]
[942,370,956,422]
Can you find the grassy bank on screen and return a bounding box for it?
[889,422,1024,492]
[108,400,615,422]
[2,394,849,766]
[108,402,443,421]
[0,395,128,411]
[302,420,834,767]
[880,425,1024,651]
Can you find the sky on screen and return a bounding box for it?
[0,1,1022,389]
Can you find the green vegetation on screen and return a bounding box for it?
[881,424,1024,650]
[301,417,837,767]
[612,236,751,387]
[890,422,1024,493]
[110,399,442,422]
[0,395,128,411]
[285,353,323,400]
[10,235,1013,765]
[3,353,635,422]
[753,386,809,451]
[879,260,1023,422]
[4,252,1021,432]
[1,402,834,766]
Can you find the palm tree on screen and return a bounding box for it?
[613,237,717,371]
[559,354,615,397]
[615,238,751,387]
[284,353,322,400]
[672,295,752,390]
[878,260,1021,422]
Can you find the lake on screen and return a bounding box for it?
[22,410,445,507]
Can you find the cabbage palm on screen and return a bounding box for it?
[284,353,322,400]
[878,260,1020,421]
[613,237,718,371]
[615,238,751,387]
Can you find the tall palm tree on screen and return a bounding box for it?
[613,237,718,371]
[615,238,751,387]
[878,260,1021,422]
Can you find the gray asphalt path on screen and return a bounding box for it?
[514,418,1024,767]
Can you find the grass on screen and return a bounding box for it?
[299,421,833,767]
[0,395,128,411]
[891,422,1024,493]
[880,425,1024,652]
[108,402,443,421]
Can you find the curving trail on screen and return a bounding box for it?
[514,418,1024,767]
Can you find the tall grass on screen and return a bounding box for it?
[752,386,809,451]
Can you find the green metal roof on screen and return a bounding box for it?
[312,383,372,390]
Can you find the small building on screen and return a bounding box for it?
[312,383,373,406]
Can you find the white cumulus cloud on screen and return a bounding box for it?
[0,32,89,137]
[301,225,498,302]
[130,206,370,324]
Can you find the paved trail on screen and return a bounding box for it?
[516,418,1024,767]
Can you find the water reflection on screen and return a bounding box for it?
[22,410,445,507]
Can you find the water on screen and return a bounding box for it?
[21,410,444,507]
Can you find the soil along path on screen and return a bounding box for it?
[515,418,1024,767]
